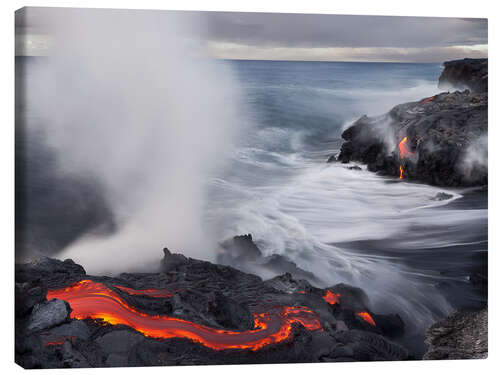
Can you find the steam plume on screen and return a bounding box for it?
[23,8,244,274]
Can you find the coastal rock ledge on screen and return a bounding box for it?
[330,58,488,187]
[16,247,409,368]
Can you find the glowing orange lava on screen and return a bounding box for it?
[398,137,414,159]
[46,280,322,351]
[356,311,376,326]
[113,284,173,298]
[421,96,435,104]
[398,136,415,179]
[322,290,340,305]
[44,340,63,347]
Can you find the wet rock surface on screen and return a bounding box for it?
[15,248,409,368]
[424,308,487,360]
[331,59,487,187]
[438,58,487,93]
[218,234,320,283]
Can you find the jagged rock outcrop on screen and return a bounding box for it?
[15,250,408,368]
[331,58,488,187]
[218,234,320,283]
[332,88,487,187]
[438,58,488,93]
[27,299,71,332]
[424,308,487,359]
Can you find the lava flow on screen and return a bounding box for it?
[398,136,414,159]
[356,312,376,326]
[44,340,64,347]
[113,284,173,298]
[322,290,340,305]
[398,136,415,179]
[46,280,322,351]
[421,96,435,104]
[322,290,376,326]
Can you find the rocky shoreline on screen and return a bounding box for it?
[329,58,488,187]
[16,245,410,368]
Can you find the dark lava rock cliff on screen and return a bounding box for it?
[438,58,488,93]
[16,248,409,368]
[330,58,488,187]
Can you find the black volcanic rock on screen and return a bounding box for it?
[27,299,71,332]
[15,250,409,368]
[333,89,487,187]
[438,58,488,93]
[219,234,262,261]
[218,234,320,283]
[424,308,487,359]
[431,192,453,201]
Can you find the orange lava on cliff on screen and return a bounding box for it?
[421,96,435,104]
[398,136,415,179]
[46,280,322,351]
[322,290,340,305]
[356,312,376,326]
[398,137,414,159]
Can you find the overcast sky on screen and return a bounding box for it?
[16,8,487,62]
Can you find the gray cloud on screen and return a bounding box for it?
[202,12,487,49]
[16,8,487,62]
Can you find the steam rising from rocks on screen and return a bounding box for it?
[23,8,244,274]
[460,133,488,181]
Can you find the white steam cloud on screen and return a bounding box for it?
[23,8,244,274]
[460,133,488,180]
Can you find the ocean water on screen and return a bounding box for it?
[205,60,487,350]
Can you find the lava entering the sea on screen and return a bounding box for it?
[398,136,414,159]
[46,280,322,351]
[398,136,415,179]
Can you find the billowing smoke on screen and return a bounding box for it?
[22,8,244,274]
[460,133,488,181]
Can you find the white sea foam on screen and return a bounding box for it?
[207,143,486,330]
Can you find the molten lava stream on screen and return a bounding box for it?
[398,136,415,180]
[398,136,414,159]
[113,284,173,298]
[46,280,322,351]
